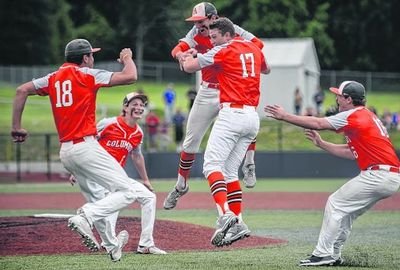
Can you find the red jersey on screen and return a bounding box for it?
[97,116,143,166]
[326,107,400,170]
[33,63,113,142]
[177,25,263,84]
[146,113,160,135]
[197,37,266,106]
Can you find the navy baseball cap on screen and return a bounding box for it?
[65,39,101,57]
[329,81,365,99]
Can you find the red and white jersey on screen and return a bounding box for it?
[197,37,266,106]
[326,107,399,170]
[33,63,113,142]
[180,25,262,84]
[97,116,143,166]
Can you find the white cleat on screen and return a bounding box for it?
[242,164,256,188]
[68,214,100,252]
[109,230,129,262]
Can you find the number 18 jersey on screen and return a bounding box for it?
[32,63,113,142]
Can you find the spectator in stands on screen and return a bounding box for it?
[382,109,392,130]
[391,112,399,130]
[145,110,160,152]
[294,87,303,115]
[313,86,325,116]
[158,120,171,151]
[186,86,197,111]
[163,83,176,123]
[172,108,186,152]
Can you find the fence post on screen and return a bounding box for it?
[16,143,21,181]
[156,63,162,83]
[45,134,51,180]
[367,72,372,92]
[278,122,283,152]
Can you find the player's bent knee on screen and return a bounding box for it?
[124,188,137,202]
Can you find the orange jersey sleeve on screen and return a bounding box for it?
[171,42,190,59]
[251,37,264,49]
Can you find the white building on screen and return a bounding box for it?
[259,38,321,117]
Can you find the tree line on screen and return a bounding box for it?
[1,0,399,72]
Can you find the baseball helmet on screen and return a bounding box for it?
[329,81,365,99]
[65,39,101,57]
[186,2,217,21]
[123,92,148,106]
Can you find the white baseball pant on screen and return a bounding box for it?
[182,83,220,153]
[312,168,400,259]
[77,176,156,252]
[203,104,260,182]
[60,136,155,250]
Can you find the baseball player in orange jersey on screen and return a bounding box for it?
[69,92,166,255]
[181,17,270,247]
[265,81,400,266]
[164,1,264,210]
[11,38,146,262]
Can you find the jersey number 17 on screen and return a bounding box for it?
[239,53,255,78]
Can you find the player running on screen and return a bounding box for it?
[69,92,166,257]
[265,81,400,266]
[11,38,144,262]
[181,17,270,246]
[164,1,265,210]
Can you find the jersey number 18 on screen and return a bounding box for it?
[55,80,73,107]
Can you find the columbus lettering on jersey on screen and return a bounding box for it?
[97,116,143,166]
[105,140,133,152]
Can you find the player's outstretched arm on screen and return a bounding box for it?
[264,104,332,130]
[304,129,355,160]
[109,48,137,86]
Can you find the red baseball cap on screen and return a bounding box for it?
[185,2,217,21]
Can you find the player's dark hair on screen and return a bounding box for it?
[65,53,90,64]
[209,17,235,37]
[352,97,366,106]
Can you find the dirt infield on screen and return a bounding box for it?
[0,216,285,256]
[1,190,399,256]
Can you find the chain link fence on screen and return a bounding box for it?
[1,62,400,92]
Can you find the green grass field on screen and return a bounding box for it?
[1,179,400,270]
[1,82,399,151]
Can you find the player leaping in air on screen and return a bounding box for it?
[180,17,270,246]
[164,2,267,210]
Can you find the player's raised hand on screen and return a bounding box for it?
[118,48,133,64]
